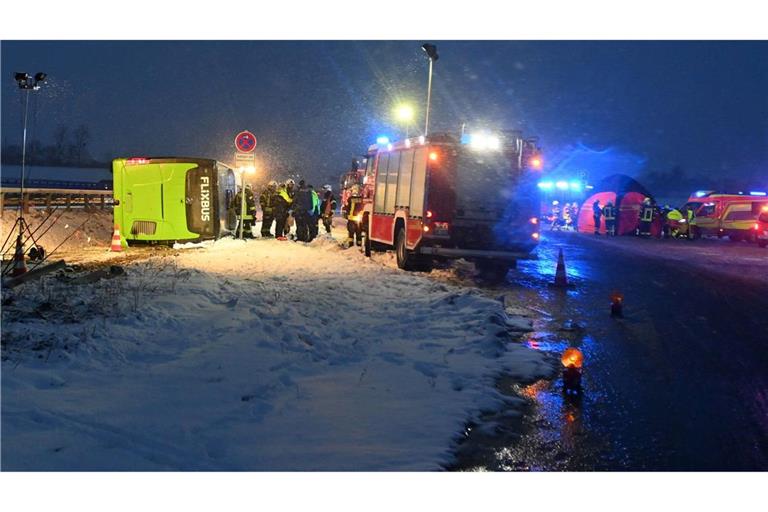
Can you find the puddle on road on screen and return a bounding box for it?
[449,234,626,471]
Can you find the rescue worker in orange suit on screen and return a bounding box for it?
[259,180,278,238]
[343,183,363,248]
[320,185,337,234]
[637,197,654,237]
[592,199,602,235]
[603,201,617,236]
[274,183,293,241]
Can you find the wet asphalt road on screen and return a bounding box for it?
[463,231,768,471]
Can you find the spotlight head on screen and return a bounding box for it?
[34,72,47,83]
[421,43,439,61]
[14,72,29,84]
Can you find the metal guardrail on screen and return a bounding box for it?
[1,183,113,216]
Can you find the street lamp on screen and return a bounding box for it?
[421,43,439,137]
[394,104,415,138]
[8,71,46,276]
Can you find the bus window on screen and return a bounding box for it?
[384,151,401,214]
[374,153,389,213]
[409,147,428,217]
[396,149,415,208]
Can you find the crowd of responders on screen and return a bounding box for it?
[546,198,705,240]
[228,178,361,248]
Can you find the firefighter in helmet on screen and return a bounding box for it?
[592,199,602,235]
[320,184,337,234]
[274,182,293,241]
[232,183,257,238]
[603,201,617,236]
[259,180,278,237]
[637,197,654,237]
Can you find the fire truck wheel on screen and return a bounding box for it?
[395,228,415,270]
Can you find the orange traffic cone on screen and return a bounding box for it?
[553,248,568,287]
[110,224,123,252]
[11,235,28,277]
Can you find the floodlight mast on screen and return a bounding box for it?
[421,44,438,137]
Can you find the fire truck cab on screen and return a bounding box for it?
[684,191,768,242]
[357,131,541,277]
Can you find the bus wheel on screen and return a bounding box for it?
[395,228,415,270]
[476,261,510,282]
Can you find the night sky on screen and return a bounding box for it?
[2,41,767,187]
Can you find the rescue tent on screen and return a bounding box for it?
[577,174,654,235]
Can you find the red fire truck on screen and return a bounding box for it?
[354,131,542,278]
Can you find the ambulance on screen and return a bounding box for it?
[683,191,768,242]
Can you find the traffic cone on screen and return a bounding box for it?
[110,224,123,252]
[11,235,27,277]
[553,248,568,287]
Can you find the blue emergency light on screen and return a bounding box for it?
[376,136,390,145]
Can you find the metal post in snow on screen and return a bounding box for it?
[424,58,433,137]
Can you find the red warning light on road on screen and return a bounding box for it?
[235,131,257,153]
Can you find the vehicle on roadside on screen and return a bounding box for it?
[113,157,237,244]
[357,131,542,279]
[755,205,768,248]
[682,191,768,242]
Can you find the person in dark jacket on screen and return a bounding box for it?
[293,179,313,242]
[274,183,293,241]
[320,185,337,234]
[308,184,321,242]
[603,201,617,236]
[232,183,257,238]
[259,180,278,237]
[592,199,602,235]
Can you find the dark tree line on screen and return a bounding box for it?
[1,124,108,168]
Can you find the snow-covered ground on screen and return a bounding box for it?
[2,231,555,470]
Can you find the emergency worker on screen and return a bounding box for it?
[637,197,654,237]
[259,180,278,237]
[562,204,573,231]
[320,185,337,234]
[684,204,696,239]
[284,179,297,238]
[592,199,602,235]
[308,184,321,242]
[603,201,617,236]
[660,205,672,238]
[274,183,293,241]
[550,201,561,231]
[232,183,257,238]
[293,180,312,242]
[343,182,363,247]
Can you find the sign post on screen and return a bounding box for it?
[234,131,257,240]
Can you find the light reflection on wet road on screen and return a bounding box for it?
[455,231,768,471]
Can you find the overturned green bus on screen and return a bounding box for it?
[113,157,237,244]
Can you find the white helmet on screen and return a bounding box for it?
[268,180,278,188]
[323,184,332,192]
[285,179,295,187]
[552,200,560,206]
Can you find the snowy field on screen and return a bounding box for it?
[2,231,555,470]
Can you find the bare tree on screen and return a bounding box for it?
[73,124,90,165]
[53,125,69,164]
